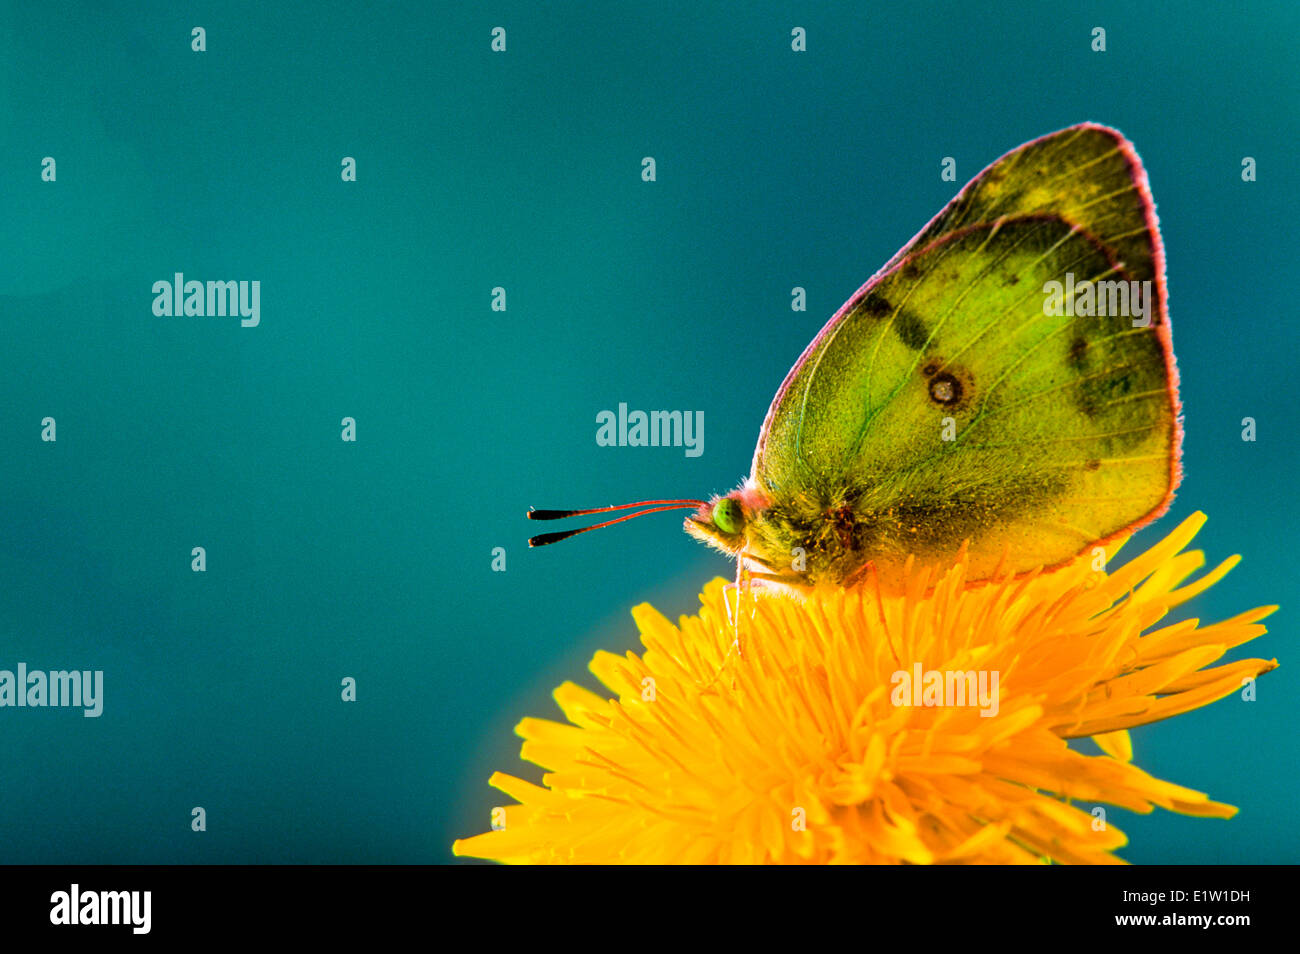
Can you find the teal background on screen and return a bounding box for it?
[1,1,1295,864]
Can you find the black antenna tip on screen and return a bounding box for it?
[529,529,581,547]
[527,509,576,521]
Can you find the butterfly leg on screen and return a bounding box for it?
[695,627,742,694]
[699,558,748,694]
[722,583,738,632]
[722,552,751,646]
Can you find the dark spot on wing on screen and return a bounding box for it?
[1074,368,1149,453]
[862,296,892,319]
[1069,336,1088,368]
[892,306,930,350]
[928,372,962,406]
[1085,459,1101,471]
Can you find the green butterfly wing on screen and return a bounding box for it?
[751,124,1179,581]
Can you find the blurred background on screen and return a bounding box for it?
[0,0,1295,863]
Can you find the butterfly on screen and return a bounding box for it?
[530,123,1181,594]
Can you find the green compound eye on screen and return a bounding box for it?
[712,498,744,535]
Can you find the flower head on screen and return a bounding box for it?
[455,512,1276,864]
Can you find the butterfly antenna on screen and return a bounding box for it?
[527,499,704,547]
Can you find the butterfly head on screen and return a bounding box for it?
[684,494,746,550]
[684,484,778,558]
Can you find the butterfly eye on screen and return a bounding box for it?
[712,498,744,535]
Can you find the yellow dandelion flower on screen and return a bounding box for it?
[454,512,1277,864]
